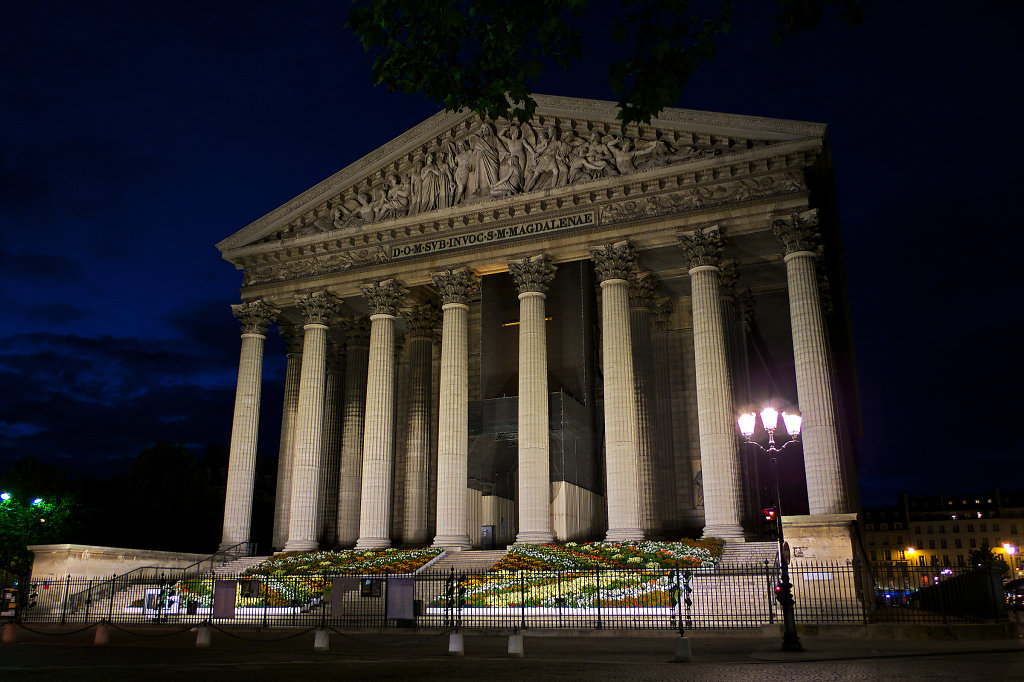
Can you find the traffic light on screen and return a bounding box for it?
[762,507,779,539]
[774,582,794,608]
[762,508,777,522]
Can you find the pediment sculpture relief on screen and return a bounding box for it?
[268,119,722,243]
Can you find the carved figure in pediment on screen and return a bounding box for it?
[447,139,474,205]
[376,174,411,221]
[334,192,376,230]
[490,154,524,198]
[608,136,655,174]
[526,125,571,191]
[419,152,453,213]
[497,124,535,181]
[470,122,500,197]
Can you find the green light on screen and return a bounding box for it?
[32,498,43,505]
[0,492,10,501]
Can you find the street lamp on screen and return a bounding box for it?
[1003,543,1018,575]
[738,405,803,652]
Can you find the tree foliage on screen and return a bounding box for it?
[0,493,76,583]
[347,0,862,125]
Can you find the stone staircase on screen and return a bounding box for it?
[422,549,507,575]
[213,556,271,577]
[718,541,779,568]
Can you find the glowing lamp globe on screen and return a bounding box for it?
[759,407,780,432]
[782,411,803,437]
[738,412,758,438]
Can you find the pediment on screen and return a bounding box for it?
[216,95,826,257]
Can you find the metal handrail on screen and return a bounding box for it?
[62,541,255,614]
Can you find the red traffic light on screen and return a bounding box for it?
[762,508,777,522]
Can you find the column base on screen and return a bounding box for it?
[514,531,554,545]
[432,534,472,550]
[354,536,392,550]
[605,527,645,542]
[218,540,248,553]
[702,523,745,540]
[282,539,319,552]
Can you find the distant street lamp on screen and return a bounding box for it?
[738,405,803,652]
[1003,543,1018,575]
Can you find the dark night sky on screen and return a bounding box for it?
[1,2,1020,507]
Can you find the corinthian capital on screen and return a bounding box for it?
[772,208,820,255]
[590,240,637,282]
[231,300,279,335]
[652,297,675,332]
[719,261,739,297]
[628,271,658,309]
[294,290,341,325]
[278,323,304,354]
[678,225,723,270]
[404,304,440,339]
[508,254,557,294]
[361,279,407,316]
[430,268,479,305]
[339,316,370,346]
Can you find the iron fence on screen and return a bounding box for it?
[3,561,1010,630]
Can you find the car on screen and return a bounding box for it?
[1004,578,1024,609]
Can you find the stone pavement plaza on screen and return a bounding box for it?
[2,626,1021,681]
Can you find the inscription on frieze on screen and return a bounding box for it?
[390,211,596,260]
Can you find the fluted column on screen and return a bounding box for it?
[336,318,370,546]
[590,242,644,542]
[272,324,303,550]
[629,272,659,536]
[356,280,406,549]
[679,226,744,540]
[283,291,341,552]
[773,209,848,514]
[431,268,478,549]
[317,342,344,546]
[220,300,279,550]
[402,305,438,545]
[509,255,557,544]
[651,297,681,533]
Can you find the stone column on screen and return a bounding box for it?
[679,226,744,540]
[508,255,557,545]
[283,291,341,552]
[317,342,344,546]
[773,209,848,514]
[629,272,659,536]
[356,280,406,549]
[403,305,439,546]
[272,324,303,550]
[336,317,370,546]
[651,297,681,533]
[590,242,644,542]
[220,300,279,550]
[431,268,478,549]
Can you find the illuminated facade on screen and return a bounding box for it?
[214,96,861,553]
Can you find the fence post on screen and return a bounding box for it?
[107,574,116,623]
[595,570,602,630]
[84,580,92,623]
[519,570,525,630]
[765,559,775,624]
[60,575,70,624]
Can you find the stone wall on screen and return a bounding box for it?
[29,544,209,580]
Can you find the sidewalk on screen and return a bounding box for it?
[4,621,1021,662]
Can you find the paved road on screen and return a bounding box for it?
[2,627,1021,681]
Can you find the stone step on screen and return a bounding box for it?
[424,549,507,574]
[213,556,271,577]
[718,541,779,567]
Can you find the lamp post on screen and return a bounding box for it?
[1002,543,1018,576]
[738,405,803,652]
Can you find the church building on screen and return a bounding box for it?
[214,95,861,554]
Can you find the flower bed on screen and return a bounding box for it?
[244,548,442,577]
[429,570,681,609]
[175,548,442,608]
[491,539,723,572]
